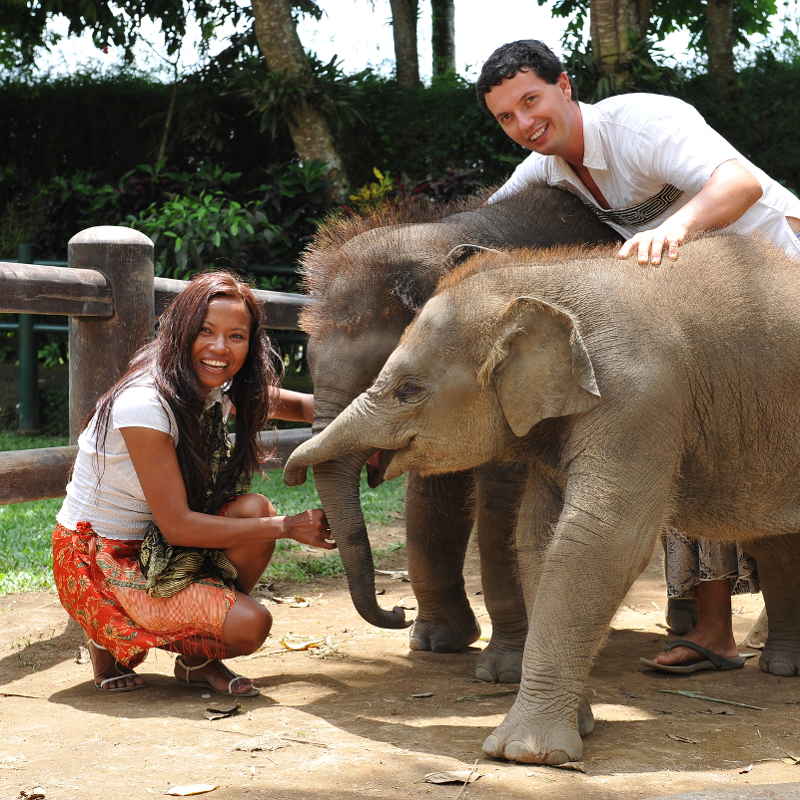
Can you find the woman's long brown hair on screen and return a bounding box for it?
[90,271,281,511]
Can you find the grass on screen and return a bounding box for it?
[0,431,69,450]
[0,467,406,595]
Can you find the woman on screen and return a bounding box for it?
[53,271,334,695]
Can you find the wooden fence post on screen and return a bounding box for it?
[68,226,154,442]
[16,243,40,433]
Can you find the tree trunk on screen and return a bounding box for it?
[431,0,455,79]
[706,0,736,95]
[589,0,649,93]
[389,0,420,87]
[251,0,349,201]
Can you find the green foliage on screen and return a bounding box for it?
[0,468,405,594]
[538,0,780,64]
[0,496,62,593]
[245,54,365,139]
[128,190,268,279]
[0,431,69,451]
[348,168,395,214]
[1,0,250,69]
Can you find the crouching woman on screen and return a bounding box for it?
[53,271,333,696]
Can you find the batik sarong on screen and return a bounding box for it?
[52,521,236,668]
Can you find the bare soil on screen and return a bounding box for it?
[2,524,800,800]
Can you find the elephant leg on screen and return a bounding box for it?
[484,448,671,764]
[743,533,800,676]
[473,462,528,684]
[406,470,480,652]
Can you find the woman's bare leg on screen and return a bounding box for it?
[174,493,277,693]
[88,640,146,691]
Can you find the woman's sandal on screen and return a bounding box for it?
[174,656,260,697]
[87,640,145,693]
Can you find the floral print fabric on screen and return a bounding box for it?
[52,522,236,667]
[662,528,759,600]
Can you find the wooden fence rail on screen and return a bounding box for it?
[0,225,313,506]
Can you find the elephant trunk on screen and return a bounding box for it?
[312,454,409,628]
[287,393,409,629]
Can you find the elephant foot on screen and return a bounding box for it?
[482,703,583,765]
[759,640,800,676]
[475,642,523,684]
[577,696,595,737]
[409,610,480,653]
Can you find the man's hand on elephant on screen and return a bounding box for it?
[617,220,689,266]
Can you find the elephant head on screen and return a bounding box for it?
[288,188,616,628]
[285,263,603,503]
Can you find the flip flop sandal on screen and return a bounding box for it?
[640,639,757,674]
[88,640,145,693]
[175,656,260,697]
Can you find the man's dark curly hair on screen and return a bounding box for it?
[475,39,577,115]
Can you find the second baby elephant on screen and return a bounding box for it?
[290,184,617,684]
[286,235,800,765]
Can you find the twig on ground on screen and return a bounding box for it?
[658,689,766,711]
[454,759,480,800]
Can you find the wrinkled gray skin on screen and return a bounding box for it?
[286,235,800,764]
[286,186,617,684]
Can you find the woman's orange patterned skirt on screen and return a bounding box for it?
[52,522,236,668]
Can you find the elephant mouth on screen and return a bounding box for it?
[366,449,394,488]
[384,437,418,481]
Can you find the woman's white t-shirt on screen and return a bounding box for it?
[57,378,179,540]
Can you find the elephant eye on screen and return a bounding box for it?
[393,380,423,403]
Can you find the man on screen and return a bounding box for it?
[477,39,800,265]
[476,39,800,672]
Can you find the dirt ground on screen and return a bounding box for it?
[2,524,800,800]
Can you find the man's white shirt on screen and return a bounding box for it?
[489,94,800,258]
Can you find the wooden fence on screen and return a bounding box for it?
[0,225,312,505]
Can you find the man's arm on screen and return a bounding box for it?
[617,159,763,265]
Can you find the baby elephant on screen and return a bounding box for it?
[286,235,800,765]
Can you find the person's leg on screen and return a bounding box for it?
[174,493,276,693]
[87,640,146,691]
[653,578,738,666]
[653,538,743,666]
[662,529,698,634]
[220,492,278,593]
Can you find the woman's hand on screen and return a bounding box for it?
[282,508,336,549]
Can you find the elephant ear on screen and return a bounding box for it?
[487,296,602,437]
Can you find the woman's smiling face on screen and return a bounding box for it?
[191,295,252,396]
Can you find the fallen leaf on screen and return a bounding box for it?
[234,734,288,752]
[280,634,325,651]
[375,569,409,581]
[164,784,218,796]
[423,769,482,785]
[18,787,46,800]
[0,754,27,769]
[271,595,310,608]
[548,761,586,773]
[411,692,433,699]
[204,702,240,721]
[667,733,699,745]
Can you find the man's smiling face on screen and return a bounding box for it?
[485,69,579,158]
